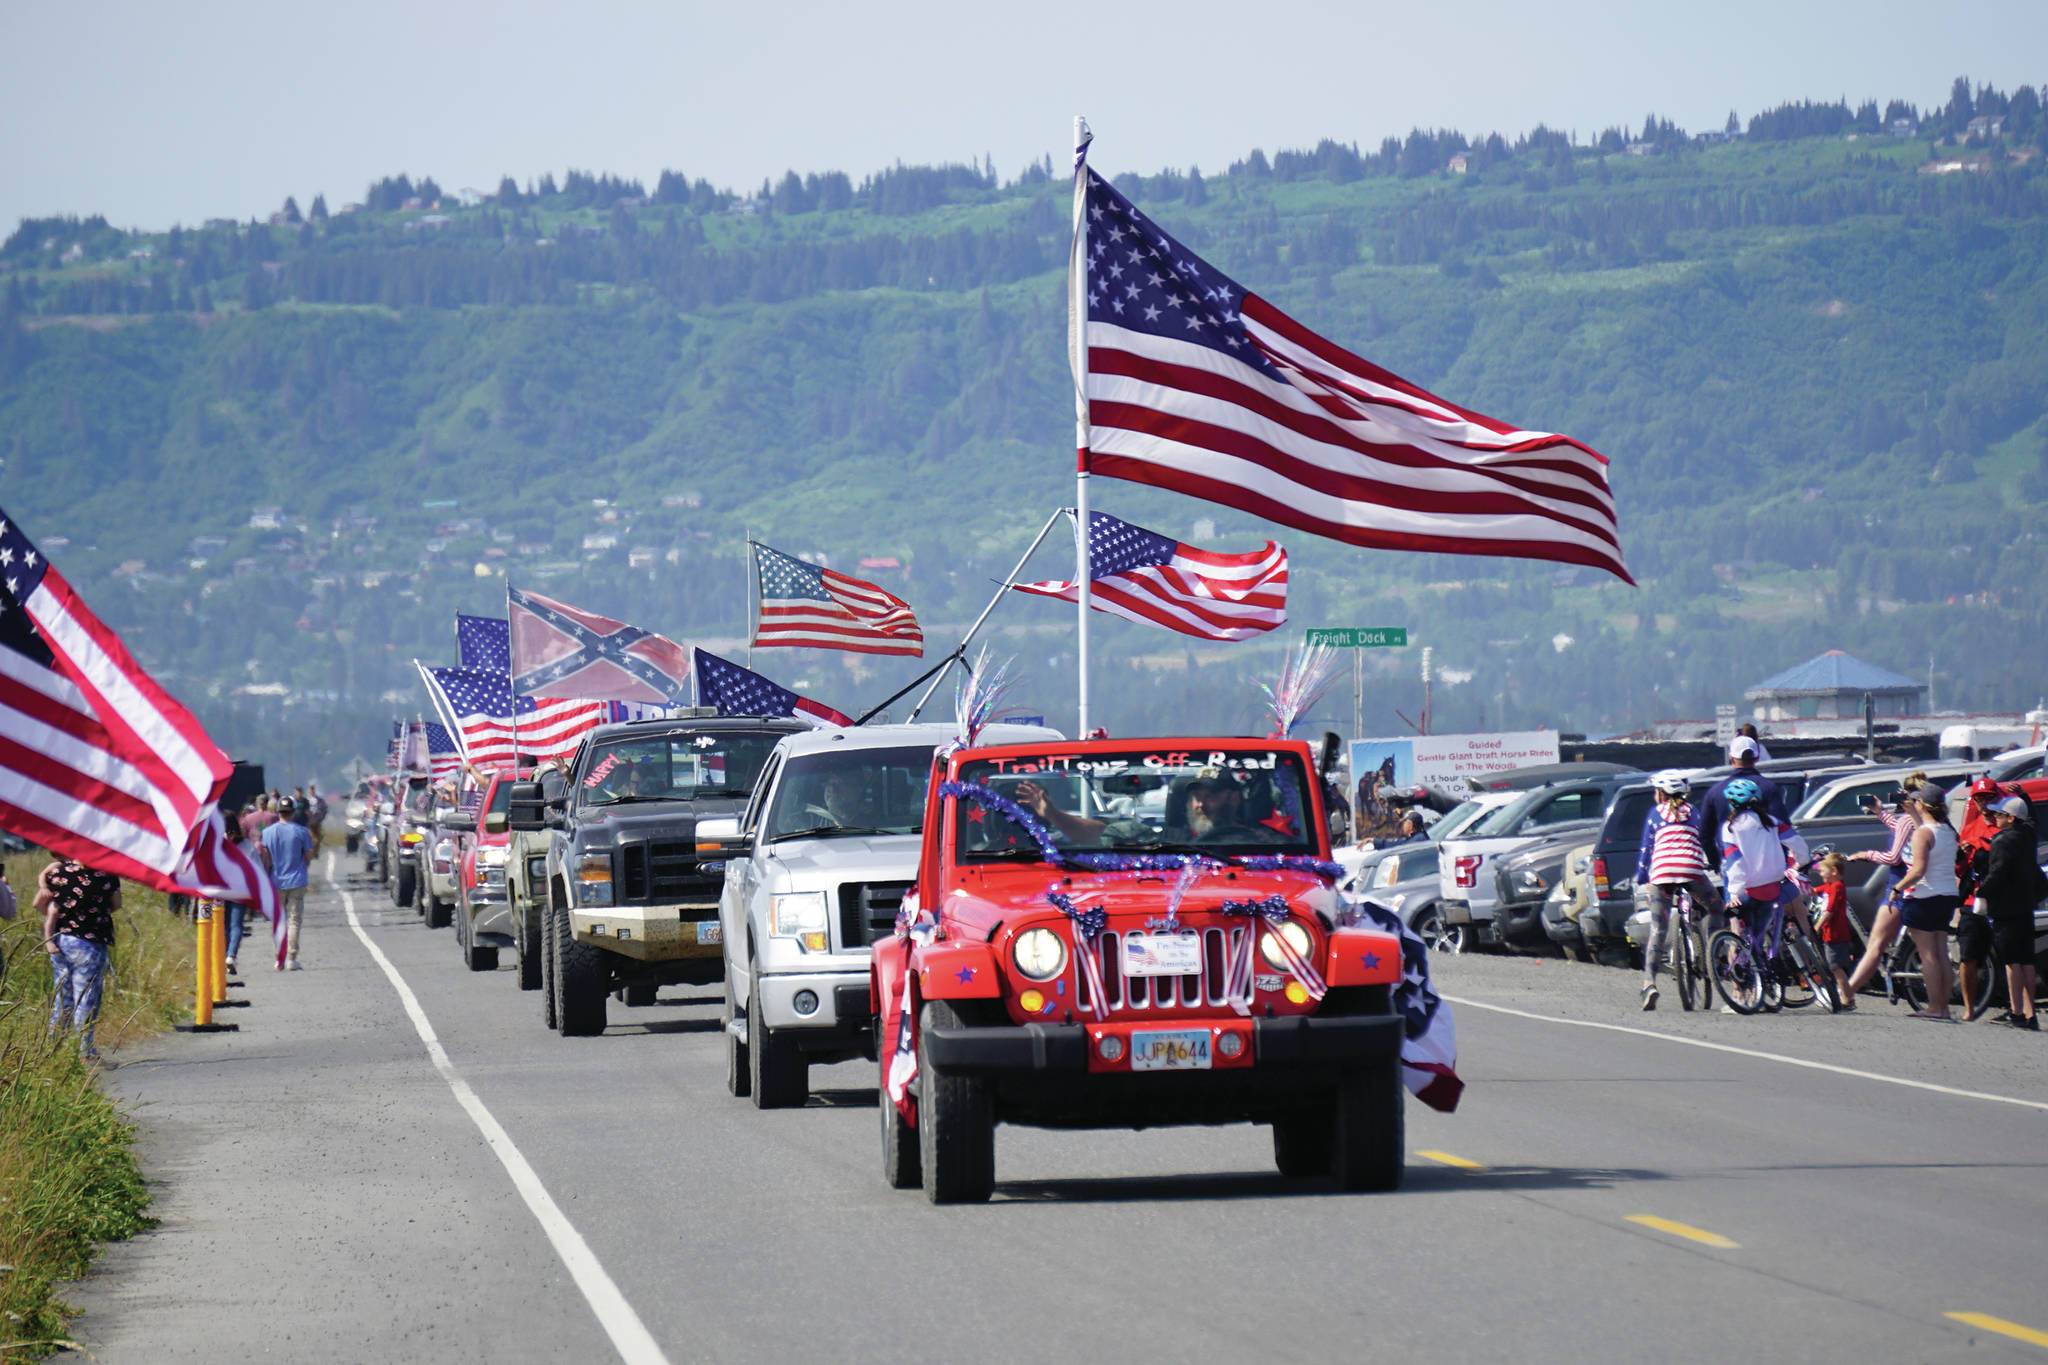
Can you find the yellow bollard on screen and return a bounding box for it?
[209,902,228,1004]
[194,903,214,1027]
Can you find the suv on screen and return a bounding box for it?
[510,715,805,1036]
[1436,777,1632,946]
[873,736,1408,1204]
[718,721,1059,1108]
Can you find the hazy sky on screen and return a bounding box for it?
[5,0,2044,231]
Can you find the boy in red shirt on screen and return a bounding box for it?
[1812,852,1856,1010]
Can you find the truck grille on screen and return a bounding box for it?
[1076,927,1241,1011]
[838,881,914,949]
[616,841,720,906]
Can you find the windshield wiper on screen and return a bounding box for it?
[767,825,886,844]
[964,846,1052,862]
[1108,839,1217,857]
[588,794,677,807]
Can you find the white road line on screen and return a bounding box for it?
[1443,993,2048,1115]
[328,855,671,1365]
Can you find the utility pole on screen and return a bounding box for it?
[1421,646,1433,735]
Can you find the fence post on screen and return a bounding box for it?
[175,901,239,1033]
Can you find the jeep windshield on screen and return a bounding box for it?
[579,731,781,809]
[952,748,1320,862]
[762,745,934,841]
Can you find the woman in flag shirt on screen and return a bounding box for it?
[1634,771,1716,1012]
[38,857,122,1060]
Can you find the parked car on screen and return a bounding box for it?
[1334,790,1514,888]
[1491,832,1597,953]
[1539,840,1601,961]
[718,721,1059,1108]
[1437,776,1635,947]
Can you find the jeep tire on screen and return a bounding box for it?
[724,974,750,1098]
[878,1012,920,1189]
[1271,1103,1337,1178]
[393,861,416,909]
[621,982,658,1007]
[917,999,995,1204]
[1331,1060,1404,1192]
[540,902,559,1030]
[747,967,807,1109]
[555,905,608,1037]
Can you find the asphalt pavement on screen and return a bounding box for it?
[68,853,2048,1363]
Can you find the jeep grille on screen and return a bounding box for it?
[1076,927,1241,1011]
[838,881,914,949]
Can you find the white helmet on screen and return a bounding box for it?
[1651,769,1690,796]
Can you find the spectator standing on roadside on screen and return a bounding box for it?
[261,798,314,970]
[1849,787,1917,898]
[307,782,329,852]
[1695,735,1789,858]
[1888,783,1960,1021]
[1973,796,2041,1031]
[36,856,121,1060]
[1811,852,1856,1010]
[1737,723,1773,762]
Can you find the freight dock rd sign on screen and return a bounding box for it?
[1307,627,1407,649]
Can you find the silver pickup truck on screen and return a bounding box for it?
[717,721,1058,1108]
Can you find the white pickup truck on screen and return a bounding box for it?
[1435,777,1630,947]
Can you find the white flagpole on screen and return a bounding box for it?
[1069,115,1094,737]
[744,531,755,670]
[504,579,521,768]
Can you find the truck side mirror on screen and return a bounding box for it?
[484,812,508,835]
[695,816,745,855]
[507,781,547,833]
[441,812,476,833]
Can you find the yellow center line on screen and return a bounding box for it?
[1946,1312,2048,1349]
[1415,1149,1486,1170]
[1626,1214,1740,1249]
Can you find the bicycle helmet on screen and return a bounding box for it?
[1722,777,1761,809]
[1651,769,1690,796]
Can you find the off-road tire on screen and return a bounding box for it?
[724,974,750,1098]
[1272,1103,1337,1178]
[555,903,607,1037]
[748,969,808,1109]
[1331,1060,1404,1192]
[541,902,559,1029]
[880,1027,922,1191]
[917,998,995,1204]
[393,861,416,909]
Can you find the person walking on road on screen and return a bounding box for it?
[261,798,315,970]
[1973,795,2041,1030]
[36,856,121,1060]
[1636,770,1718,1011]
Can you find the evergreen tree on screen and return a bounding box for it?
[309,194,328,222]
[282,196,303,225]
[496,176,523,206]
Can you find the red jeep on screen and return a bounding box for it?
[872,736,1407,1203]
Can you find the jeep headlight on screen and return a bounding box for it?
[577,851,613,906]
[1259,920,1314,970]
[1011,928,1068,981]
[769,891,829,940]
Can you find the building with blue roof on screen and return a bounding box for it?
[1744,650,1924,722]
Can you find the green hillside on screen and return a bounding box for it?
[4,83,2047,778]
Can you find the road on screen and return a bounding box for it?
[71,854,2048,1363]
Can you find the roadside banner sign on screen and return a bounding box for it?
[1347,730,1561,841]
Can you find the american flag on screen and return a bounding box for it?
[417,662,616,769]
[752,543,922,656]
[423,722,462,780]
[456,613,512,671]
[0,508,279,956]
[1014,511,1287,641]
[1074,162,1630,583]
[693,649,852,728]
[386,720,403,771]
[509,587,693,706]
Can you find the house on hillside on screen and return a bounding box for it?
[1919,154,1993,175]
[1744,650,1923,722]
[1966,114,2006,139]
[1446,153,1469,174]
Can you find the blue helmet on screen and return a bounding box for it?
[1723,777,1761,809]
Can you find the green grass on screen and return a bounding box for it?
[0,854,194,1361]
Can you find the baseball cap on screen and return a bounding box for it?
[1727,735,1759,760]
[1970,777,2002,798]
[1994,795,2032,821]
[1911,782,1947,807]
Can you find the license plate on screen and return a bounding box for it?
[1121,932,1202,976]
[693,920,722,945]
[1130,1028,1211,1071]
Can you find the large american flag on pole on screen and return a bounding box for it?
[416,662,616,768]
[1073,163,1630,582]
[1014,511,1287,641]
[693,649,853,728]
[751,542,923,656]
[0,508,279,951]
[508,587,693,706]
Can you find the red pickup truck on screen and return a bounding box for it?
[871,736,1409,1203]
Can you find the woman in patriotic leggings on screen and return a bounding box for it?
[38,857,122,1061]
[1636,771,1718,1011]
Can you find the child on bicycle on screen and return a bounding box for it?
[1811,851,1856,1011]
[1635,770,1716,1011]
[1715,777,1811,1009]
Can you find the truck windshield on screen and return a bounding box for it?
[763,745,934,840]
[580,732,781,808]
[952,748,1319,861]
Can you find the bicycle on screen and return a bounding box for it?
[1882,902,2003,1019]
[1710,889,1840,1015]
[1661,884,1711,1013]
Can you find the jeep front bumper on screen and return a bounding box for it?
[923,1013,1403,1073]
